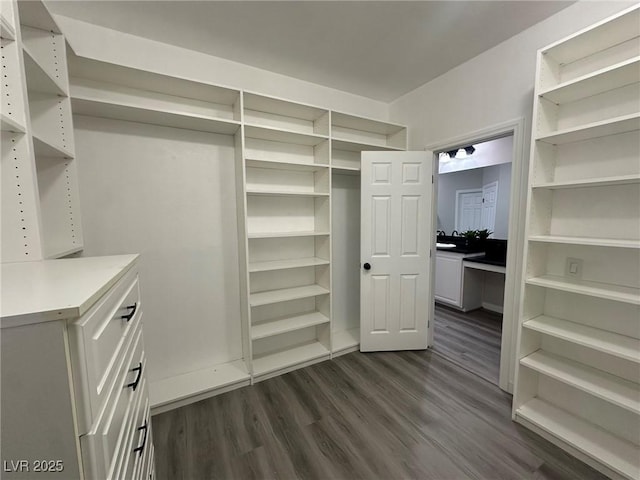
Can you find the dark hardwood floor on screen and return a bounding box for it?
[153,350,605,480]
[432,304,502,385]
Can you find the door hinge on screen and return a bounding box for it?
[431,175,434,184]
[430,249,432,258]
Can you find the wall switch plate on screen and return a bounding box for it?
[566,257,583,278]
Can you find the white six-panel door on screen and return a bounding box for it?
[360,151,433,351]
[481,181,498,233]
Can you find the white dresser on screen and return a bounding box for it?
[1,255,155,480]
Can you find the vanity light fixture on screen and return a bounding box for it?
[446,145,475,159]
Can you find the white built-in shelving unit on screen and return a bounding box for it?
[513,6,640,479]
[240,92,332,381]
[1,0,82,262]
[66,45,406,407]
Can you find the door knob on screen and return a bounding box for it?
[363,263,371,270]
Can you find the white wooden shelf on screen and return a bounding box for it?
[332,138,403,152]
[249,284,329,307]
[539,57,640,104]
[244,124,328,146]
[43,244,82,261]
[331,165,360,173]
[523,316,640,364]
[331,111,406,150]
[332,112,405,135]
[528,235,640,249]
[245,158,328,172]
[532,174,640,190]
[246,189,329,198]
[252,341,330,376]
[516,398,640,480]
[148,360,250,411]
[332,327,360,353]
[17,0,60,32]
[542,6,639,65]
[521,351,640,414]
[71,97,240,135]
[22,46,66,96]
[251,312,329,340]
[1,112,25,133]
[526,275,640,305]
[248,230,330,239]
[32,133,73,158]
[536,113,640,145]
[0,14,16,40]
[249,257,329,273]
[243,92,329,136]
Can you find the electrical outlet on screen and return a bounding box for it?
[565,257,583,278]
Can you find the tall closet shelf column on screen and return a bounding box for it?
[242,91,332,380]
[513,5,640,479]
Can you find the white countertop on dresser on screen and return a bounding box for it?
[1,254,139,328]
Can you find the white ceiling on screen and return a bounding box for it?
[46,1,574,102]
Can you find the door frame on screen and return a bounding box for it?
[454,188,482,232]
[426,117,527,394]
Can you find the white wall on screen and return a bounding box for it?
[73,116,241,383]
[55,16,388,120]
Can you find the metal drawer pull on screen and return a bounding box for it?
[134,422,148,457]
[127,363,143,391]
[120,303,137,322]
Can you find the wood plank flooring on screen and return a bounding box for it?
[432,304,502,385]
[152,350,605,480]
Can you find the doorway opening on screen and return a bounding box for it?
[427,118,526,392]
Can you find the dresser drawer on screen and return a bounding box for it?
[81,320,146,480]
[116,380,148,480]
[69,266,141,432]
[132,397,151,480]
[141,441,155,480]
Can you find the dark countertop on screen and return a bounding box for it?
[436,247,483,254]
[463,255,507,267]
